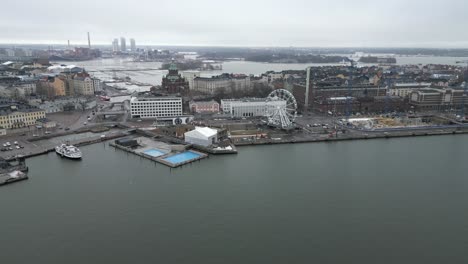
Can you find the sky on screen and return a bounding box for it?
[1,0,468,48]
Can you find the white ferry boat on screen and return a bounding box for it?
[55,143,82,160]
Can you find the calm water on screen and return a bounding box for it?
[1,135,468,263]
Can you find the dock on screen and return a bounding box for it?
[0,171,29,186]
[110,136,208,168]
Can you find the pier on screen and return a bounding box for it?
[109,136,208,168]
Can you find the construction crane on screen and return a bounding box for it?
[456,61,468,120]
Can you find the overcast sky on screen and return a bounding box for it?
[1,0,467,48]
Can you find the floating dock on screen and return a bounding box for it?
[0,171,29,186]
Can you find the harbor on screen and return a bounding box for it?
[1,134,468,263]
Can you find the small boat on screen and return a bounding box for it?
[55,143,82,160]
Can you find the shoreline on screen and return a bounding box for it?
[10,126,468,161]
[234,128,468,147]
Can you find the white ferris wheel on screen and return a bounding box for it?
[266,89,298,130]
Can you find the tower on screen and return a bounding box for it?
[130,39,136,52]
[112,39,119,52]
[87,32,91,48]
[305,67,311,111]
[120,37,126,52]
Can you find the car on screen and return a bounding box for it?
[33,134,38,137]
[87,117,92,121]
[16,146,20,149]
[14,141,18,145]
[20,133,26,136]
[83,122,87,125]
[2,144,6,147]
[65,127,70,131]
[45,131,51,134]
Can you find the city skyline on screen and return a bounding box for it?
[1,0,468,48]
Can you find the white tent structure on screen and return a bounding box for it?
[184,127,218,147]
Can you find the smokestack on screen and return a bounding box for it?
[87,32,91,48]
[305,66,311,110]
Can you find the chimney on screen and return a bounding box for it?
[87,32,91,48]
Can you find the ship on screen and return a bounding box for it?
[55,143,82,160]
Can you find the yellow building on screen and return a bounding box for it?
[0,108,46,129]
[51,77,67,96]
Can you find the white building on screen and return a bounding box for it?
[193,75,250,95]
[120,37,126,52]
[184,127,218,146]
[182,71,201,90]
[390,83,431,98]
[130,39,136,52]
[221,98,286,118]
[112,39,119,52]
[130,96,183,119]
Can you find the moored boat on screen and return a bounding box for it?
[55,143,82,160]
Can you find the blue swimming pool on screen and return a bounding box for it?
[163,151,201,164]
[143,149,166,157]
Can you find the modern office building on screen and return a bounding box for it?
[410,88,468,111]
[112,39,119,52]
[120,37,126,52]
[130,96,183,119]
[130,39,136,52]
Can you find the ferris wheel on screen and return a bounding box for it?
[266,89,298,129]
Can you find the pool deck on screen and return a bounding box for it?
[110,138,208,168]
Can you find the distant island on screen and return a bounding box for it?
[243,54,348,63]
[359,56,397,64]
[160,60,221,71]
